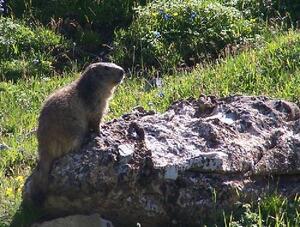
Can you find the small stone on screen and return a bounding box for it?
[118,144,134,163]
[164,165,178,180]
[31,214,113,227]
[0,143,9,151]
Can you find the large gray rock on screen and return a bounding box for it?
[25,95,300,226]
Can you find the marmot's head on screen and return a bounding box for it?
[86,62,125,87]
[77,62,125,101]
[83,62,125,89]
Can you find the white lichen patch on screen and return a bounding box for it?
[118,144,134,163]
[186,151,230,172]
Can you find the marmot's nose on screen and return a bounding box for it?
[119,69,125,78]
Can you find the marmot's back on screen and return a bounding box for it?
[37,83,87,157]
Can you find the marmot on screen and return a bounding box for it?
[27,62,125,204]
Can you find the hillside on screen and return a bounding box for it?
[0,0,300,226]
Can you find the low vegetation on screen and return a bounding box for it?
[112,0,260,71]
[8,0,151,55]
[0,0,300,226]
[0,17,71,81]
[225,195,300,226]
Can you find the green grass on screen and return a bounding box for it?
[224,195,300,226]
[1,30,300,226]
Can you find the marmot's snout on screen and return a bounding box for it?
[91,62,125,85]
[115,68,125,84]
[108,64,125,85]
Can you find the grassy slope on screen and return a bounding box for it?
[1,30,300,226]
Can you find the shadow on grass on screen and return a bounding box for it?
[10,201,44,227]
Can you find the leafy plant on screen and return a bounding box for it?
[225,0,300,27]
[112,0,259,72]
[0,17,71,81]
[8,0,151,51]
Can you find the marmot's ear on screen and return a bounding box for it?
[82,64,96,78]
[90,64,97,69]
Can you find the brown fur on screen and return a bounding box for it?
[27,62,125,204]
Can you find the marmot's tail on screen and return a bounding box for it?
[23,153,52,207]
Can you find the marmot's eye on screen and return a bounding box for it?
[104,66,110,71]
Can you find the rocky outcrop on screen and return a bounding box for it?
[25,95,300,226]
